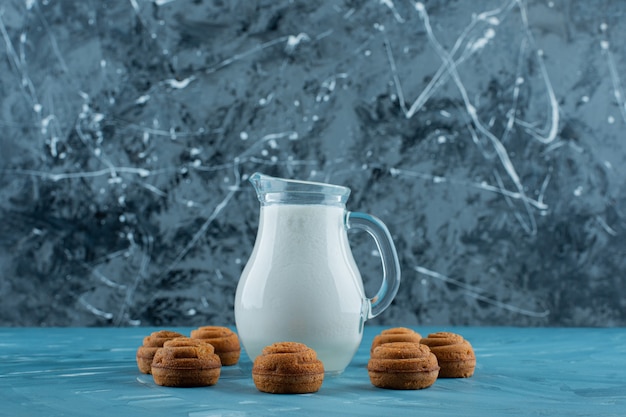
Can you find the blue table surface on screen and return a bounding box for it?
[1,326,625,416]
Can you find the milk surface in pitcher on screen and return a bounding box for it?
[234,203,367,373]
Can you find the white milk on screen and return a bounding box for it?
[235,204,367,373]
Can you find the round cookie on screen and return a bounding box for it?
[420,332,476,378]
[370,327,422,352]
[136,330,185,374]
[190,326,241,366]
[252,342,324,394]
[151,337,221,387]
[368,342,439,390]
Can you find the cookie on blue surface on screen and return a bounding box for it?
[190,326,241,366]
[370,327,422,352]
[368,342,439,390]
[136,330,185,374]
[252,342,324,394]
[420,332,475,378]
[151,337,221,387]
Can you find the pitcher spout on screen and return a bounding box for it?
[248,172,350,206]
[248,172,265,197]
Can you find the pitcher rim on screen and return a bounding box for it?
[249,172,351,205]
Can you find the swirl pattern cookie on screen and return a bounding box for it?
[136,330,184,374]
[151,337,221,387]
[190,326,241,366]
[368,342,439,390]
[370,327,422,352]
[420,332,476,378]
[252,342,325,394]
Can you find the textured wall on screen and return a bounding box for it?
[1,0,624,327]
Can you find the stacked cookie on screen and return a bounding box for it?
[420,332,476,378]
[135,326,240,387]
[368,327,475,389]
[151,337,222,387]
[136,330,184,374]
[251,342,325,394]
[190,326,241,366]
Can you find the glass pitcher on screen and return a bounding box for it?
[234,172,401,374]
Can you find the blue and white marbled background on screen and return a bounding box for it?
[0,0,624,327]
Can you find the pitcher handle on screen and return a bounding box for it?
[346,212,401,319]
